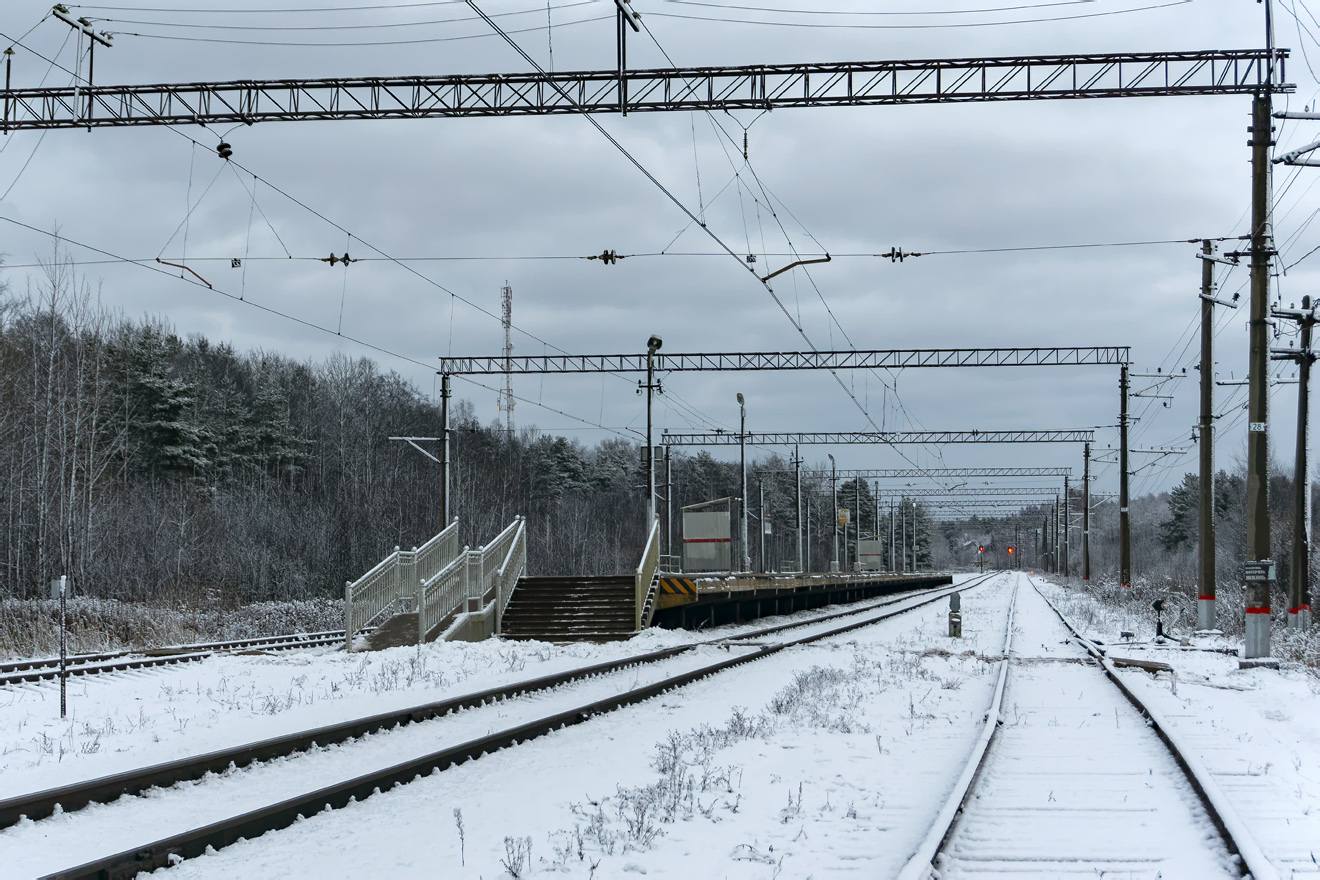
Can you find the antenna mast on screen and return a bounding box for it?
[501,281,515,434]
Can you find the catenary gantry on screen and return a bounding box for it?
[817,467,1072,479]
[439,347,1129,375]
[0,51,1287,132]
[660,430,1095,446]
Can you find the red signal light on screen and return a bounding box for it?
[978,546,984,553]
[1007,547,1014,554]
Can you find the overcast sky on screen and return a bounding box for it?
[3,0,1320,508]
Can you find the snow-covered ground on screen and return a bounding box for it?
[3,572,1314,879]
[1039,579,1320,879]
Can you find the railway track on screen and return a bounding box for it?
[897,576,1275,880]
[0,630,353,687]
[16,573,998,880]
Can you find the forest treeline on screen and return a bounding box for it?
[0,254,1309,607]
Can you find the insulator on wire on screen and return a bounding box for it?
[217,142,233,159]
[743,130,748,161]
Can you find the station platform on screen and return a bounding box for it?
[651,572,953,630]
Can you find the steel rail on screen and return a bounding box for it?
[0,51,1288,132]
[896,580,1274,880]
[0,631,352,687]
[1,574,967,831]
[32,575,997,879]
[1033,586,1278,880]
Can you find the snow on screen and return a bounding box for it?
[1039,578,1320,879]
[3,571,1315,879]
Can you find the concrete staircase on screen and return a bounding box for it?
[363,612,418,650]
[500,575,635,642]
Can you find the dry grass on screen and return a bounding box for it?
[0,596,342,658]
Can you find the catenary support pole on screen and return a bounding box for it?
[665,446,673,572]
[739,393,750,572]
[829,455,839,572]
[889,499,896,572]
[440,373,452,524]
[900,498,906,572]
[645,339,658,524]
[1083,442,1092,581]
[911,500,917,571]
[1290,297,1314,629]
[794,445,803,573]
[1120,363,1132,587]
[759,479,766,574]
[854,477,861,572]
[59,575,67,719]
[1245,87,1276,659]
[1199,240,1218,629]
[1063,475,1070,577]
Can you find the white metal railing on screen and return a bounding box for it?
[635,517,661,630]
[492,519,526,635]
[417,516,526,642]
[344,519,460,649]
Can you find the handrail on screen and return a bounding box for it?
[493,518,527,635]
[344,519,460,650]
[635,516,661,631]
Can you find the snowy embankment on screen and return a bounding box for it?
[1038,578,1320,879]
[3,573,1009,878]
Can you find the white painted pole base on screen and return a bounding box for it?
[1244,610,1271,659]
[1197,597,1215,632]
[1288,607,1313,630]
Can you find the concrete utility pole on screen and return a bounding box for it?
[1290,300,1314,630]
[1245,89,1277,658]
[1198,241,1222,628]
[829,454,839,572]
[738,392,750,572]
[794,445,803,573]
[1273,297,1317,630]
[1082,442,1091,581]
[1119,364,1132,587]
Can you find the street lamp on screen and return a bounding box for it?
[828,453,839,573]
[738,393,750,572]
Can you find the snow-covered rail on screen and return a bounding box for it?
[21,574,999,879]
[0,629,355,688]
[899,578,1263,880]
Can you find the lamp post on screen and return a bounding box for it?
[738,392,750,572]
[828,454,839,573]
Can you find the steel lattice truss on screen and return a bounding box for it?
[440,347,1129,375]
[661,430,1095,446]
[871,487,1060,498]
[916,499,1055,507]
[812,467,1072,479]
[1,50,1287,132]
